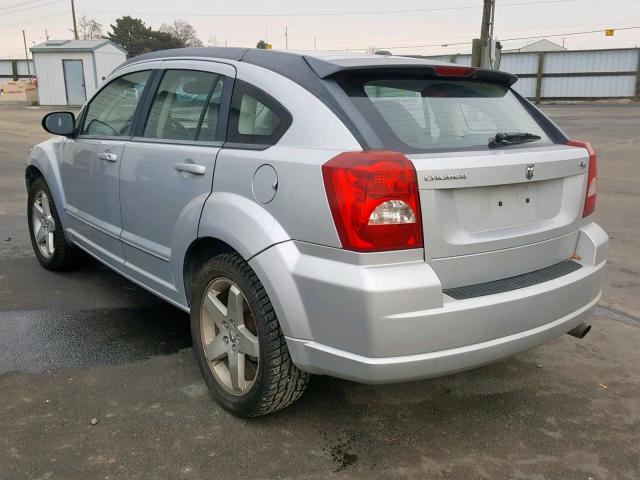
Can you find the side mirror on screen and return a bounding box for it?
[42,111,76,136]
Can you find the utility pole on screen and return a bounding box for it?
[471,0,500,69]
[70,0,78,40]
[45,29,49,40]
[22,30,31,77]
[284,26,288,49]
[479,0,493,43]
[314,37,317,51]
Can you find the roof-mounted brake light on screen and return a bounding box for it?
[433,66,476,77]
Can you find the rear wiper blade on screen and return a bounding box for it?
[489,132,541,148]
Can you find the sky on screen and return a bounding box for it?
[1,0,639,59]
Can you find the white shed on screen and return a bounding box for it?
[30,39,127,106]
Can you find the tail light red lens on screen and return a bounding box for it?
[433,66,476,77]
[566,140,597,217]
[321,150,423,252]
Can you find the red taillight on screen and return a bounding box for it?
[433,66,476,77]
[566,140,597,217]
[322,151,423,252]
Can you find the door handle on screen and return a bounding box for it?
[97,152,118,162]
[174,163,206,175]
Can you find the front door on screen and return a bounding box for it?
[61,69,152,264]
[62,60,86,105]
[118,62,234,301]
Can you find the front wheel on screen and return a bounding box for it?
[190,253,309,417]
[27,176,81,270]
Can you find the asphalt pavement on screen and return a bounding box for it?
[0,103,639,480]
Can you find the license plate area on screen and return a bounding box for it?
[453,179,563,233]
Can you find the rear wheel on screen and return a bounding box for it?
[190,253,309,417]
[27,176,81,270]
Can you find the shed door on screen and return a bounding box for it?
[62,59,86,105]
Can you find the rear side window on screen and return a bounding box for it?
[341,76,551,153]
[227,80,291,146]
[81,70,150,137]
[143,70,225,142]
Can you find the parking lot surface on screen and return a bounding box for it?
[1,103,639,479]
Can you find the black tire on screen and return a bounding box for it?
[27,176,82,270]
[190,252,309,417]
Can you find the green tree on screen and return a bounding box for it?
[144,30,183,52]
[108,16,192,57]
[107,16,151,57]
[256,40,269,49]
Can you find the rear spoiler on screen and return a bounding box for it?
[304,55,518,87]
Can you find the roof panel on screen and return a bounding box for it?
[119,47,248,69]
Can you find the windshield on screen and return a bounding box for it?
[340,76,552,153]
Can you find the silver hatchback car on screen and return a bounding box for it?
[27,48,607,416]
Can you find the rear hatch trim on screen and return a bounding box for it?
[444,260,582,300]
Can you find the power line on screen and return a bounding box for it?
[338,25,640,51]
[2,0,634,56]
[499,26,640,43]
[0,10,67,29]
[1,0,51,10]
[81,0,576,18]
[309,20,631,43]
[2,0,47,10]
[3,0,64,15]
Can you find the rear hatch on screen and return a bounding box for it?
[411,146,588,287]
[333,64,589,287]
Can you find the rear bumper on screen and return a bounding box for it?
[285,291,600,383]
[249,223,608,384]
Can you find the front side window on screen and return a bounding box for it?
[342,76,551,153]
[227,80,291,146]
[143,70,224,142]
[81,70,150,137]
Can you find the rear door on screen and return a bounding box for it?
[118,61,234,298]
[340,73,589,287]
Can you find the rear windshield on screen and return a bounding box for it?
[339,76,552,153]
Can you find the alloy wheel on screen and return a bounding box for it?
[200,277,260,396]
[32,190,56,259]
